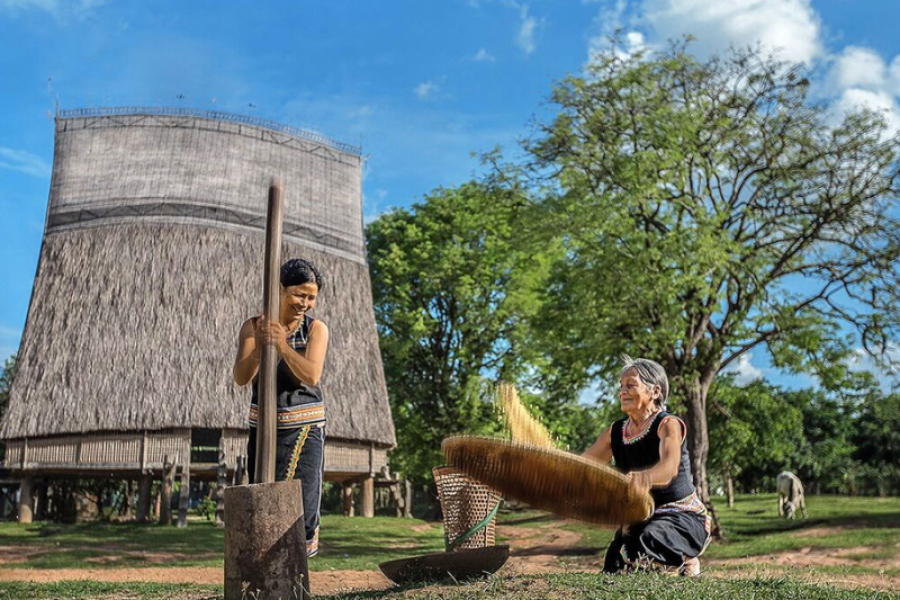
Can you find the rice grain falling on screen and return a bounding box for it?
[496,383,555,449]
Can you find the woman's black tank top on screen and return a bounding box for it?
[249,314,325,429]
[610,410,694,505]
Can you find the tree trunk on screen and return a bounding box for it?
[681,379,724,538]
[403,480,413,519]
[342,483,355,517]
[683,381,710,500]
[160,455,175,526]
[725,471,734,508]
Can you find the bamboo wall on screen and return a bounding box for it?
[3,430,388,478]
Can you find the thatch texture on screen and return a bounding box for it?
[443,436,653,527]
[1,109,395,449]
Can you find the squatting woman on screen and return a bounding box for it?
[583,357,710,576]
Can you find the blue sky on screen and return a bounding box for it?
[1,0,899,388]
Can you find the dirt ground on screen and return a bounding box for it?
[1,522,898,595]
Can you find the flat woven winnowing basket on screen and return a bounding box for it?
[442,436,654,527]
[433,466,502,552]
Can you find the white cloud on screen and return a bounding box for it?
[890,56,900,96]
[837,88,900,132]
[473,48,496,62]
[587,0,648,63]
[0,147,51,178]
[722,353,763,387]
[0,0,107,17]
[516,5,540,55]
[641,0,822,65]
[827,46,900,135]
[586,1,900,135]
[415,81,440,99]
[833,46,888,90]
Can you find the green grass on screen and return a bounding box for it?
[532,494,900,567]
[705,494,900,560]
[0,515,445,572]
[326,572,900,600]
[0,581,220,600]
[4,572,897,600]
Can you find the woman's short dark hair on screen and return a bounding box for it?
[280,258,324,292]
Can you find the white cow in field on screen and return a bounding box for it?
[776,471,808,519]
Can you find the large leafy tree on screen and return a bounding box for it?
[515,39,900,510]
[366,183,557,484]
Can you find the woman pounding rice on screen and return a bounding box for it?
[232,258,329,558]
[583,357,710,576]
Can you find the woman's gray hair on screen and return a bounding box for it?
[619,355,669,407]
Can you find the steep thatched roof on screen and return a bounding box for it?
[0,109,395,447]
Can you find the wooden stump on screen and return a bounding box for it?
[17,474,33,524]
[153,487,161,520]
[224,481,310,600]
[404,480,413,519]
[160,455,175,526]
[177,461,190,528]
[342,483,355,517]
[136,474,152,523]
[361,476,375,518]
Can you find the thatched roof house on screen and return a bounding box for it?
[1,108,395,502]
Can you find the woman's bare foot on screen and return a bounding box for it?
[680,557,700,577]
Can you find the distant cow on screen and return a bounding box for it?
[776,471,808,519]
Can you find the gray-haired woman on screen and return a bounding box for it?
[582,358,710,576]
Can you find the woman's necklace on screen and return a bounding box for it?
[627,408,660,437]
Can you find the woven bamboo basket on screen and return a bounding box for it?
[433,465,502,551]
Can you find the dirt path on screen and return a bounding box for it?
[0,567,394,595]
[497,521,601,575]
[2,522,899,595]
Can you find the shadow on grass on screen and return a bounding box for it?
[512,545,599,557]
[497,514,556,527]
[733,512,900,538]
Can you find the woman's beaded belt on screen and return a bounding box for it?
[248,401,326,430]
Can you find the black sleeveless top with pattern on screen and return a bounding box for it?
[249,313,326,430]
[610,410,694,506]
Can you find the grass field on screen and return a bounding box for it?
[0,514,445,572]
[325,573,900,600]
[0,494,898,599]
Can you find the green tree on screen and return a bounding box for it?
[511,38,900,514]
[707,377,805,505]
[783,385,860,494]
[366,183,558,484]
[853,389,900,496]
[0,353,16,458]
